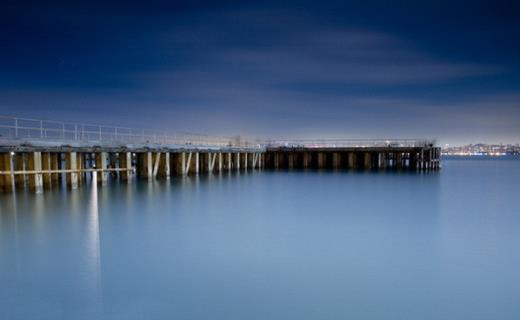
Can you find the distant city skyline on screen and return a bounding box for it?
[442,143,520,155]
[1,1,519,145]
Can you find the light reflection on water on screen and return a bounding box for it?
[86,173,103,317]
[1,159,520,320]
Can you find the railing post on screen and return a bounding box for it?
[62,122,65,139]
[99,126,102,141]
[14,118,18,137]
[40,120,43,138]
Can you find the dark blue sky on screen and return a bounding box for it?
[2,0,520,144]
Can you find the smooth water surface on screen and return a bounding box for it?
[1,158,519,319]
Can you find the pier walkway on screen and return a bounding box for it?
[0,116,440,193]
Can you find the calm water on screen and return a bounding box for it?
[1,157,519,320]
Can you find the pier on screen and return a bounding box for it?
[265,139,441,171]
[0,116,440,193]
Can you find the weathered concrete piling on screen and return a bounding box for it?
[0,116,440,193]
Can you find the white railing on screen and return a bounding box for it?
[0,115,263,148]
[265,138,435,148]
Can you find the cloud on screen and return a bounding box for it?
[206,30,499,86]
[0,3,517,144]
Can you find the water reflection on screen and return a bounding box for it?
[87,174,101,287]
[0,162,519,319]
[85,173,103,317]
[0,192,20,280]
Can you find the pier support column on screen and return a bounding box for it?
[396,152,403,170]
[65,152,78,189]
[181,152,187,175]
[410,152,418,170]
[252,153,258,168]
[86,153,94,178]
[41,152,52,188]
[187,152,197,174]
[108,153,118,180]
[317,153,326,169]
[287,153,294,169]
[303,152,310,169]
[170,153,181,176]
[0,152,15,192]
[120,152,132,181]
[236,153,240,170]
[158,152,170,179]
[428,149,433,170]
[185,152,197,175]
[203,153,212,174]
[434,148,440,170]
[96,152,109,184]
[195,152,199,174]
[420,150,425,170]
[27,152,43,193]
[218,153,223,172]
[137,152,152,180]
[379,152,387,170]
[364,152,372,170]
[209,153,217,173]
[50,153,59,184]
[77,153,85,185]
[431,149,436,170]
[272,152,278,169]
[182,152,192,175]
[169,153,178,176]
[347,152,356,169]
[165,152,171,178]
[332,152,341,169]
[225,153,230,170]
[152,152,161,179]
[205,153,211,173]
[14,153,26,189]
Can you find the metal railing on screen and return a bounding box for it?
[0,115,262,148]
[0,115,436,150]
[265,138,435,148]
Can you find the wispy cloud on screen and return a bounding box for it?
[0,4,517,144]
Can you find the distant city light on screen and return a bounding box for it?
[442,143,519,156]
